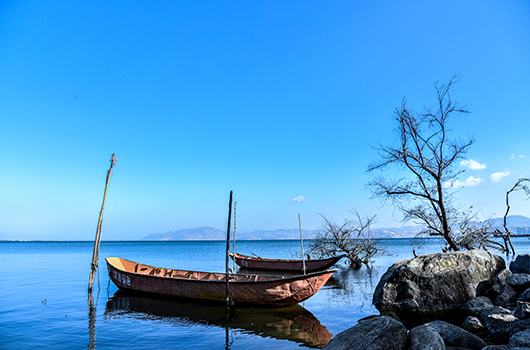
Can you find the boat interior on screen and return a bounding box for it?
[107,257,285,282]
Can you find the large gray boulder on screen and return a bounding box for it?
[427,320,487,350]
[478,269,512,301]
[518,288,530,302]
[478,306,512,324]
[323,316,408,350]
[511,301,530,319]
[495,284,519,308]
[373,250,506,325]
[504,319,530,341]
[507,329,530,349]
[462,296,495,316]
[408,325,446,350]
[506,274,530,292]
[510,255,530,274]
[485,314,520,341]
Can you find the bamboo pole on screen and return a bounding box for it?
[298,213,306,275]
[88,154,116,292]
[232,201,237,273]
[225,191,233,310]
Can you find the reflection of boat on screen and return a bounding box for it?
[229,252,344,272]
[104,291,332,348]
[106,257,336,306]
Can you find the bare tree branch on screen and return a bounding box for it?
[498,178,530,254]
[366,76,476,252]
[307,210,384,269]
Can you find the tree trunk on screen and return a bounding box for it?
[437,179,459,252]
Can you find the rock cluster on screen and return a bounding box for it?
[324,252,530,350]
[373,250,506,326]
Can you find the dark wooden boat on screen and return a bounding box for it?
[229,252,344,272]
[106,257,336,307]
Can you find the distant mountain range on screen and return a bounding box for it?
[141,226,427,240]
[142,227,320,241]
[142,215,530,241]
[487,215,530,228]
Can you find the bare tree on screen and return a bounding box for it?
[496,178,530,255]
[367,76,474,251]
[307,210,383,269]
[452,208,504,252]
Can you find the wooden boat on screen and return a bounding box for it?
[229,252,344,272]
[106,257,336,307]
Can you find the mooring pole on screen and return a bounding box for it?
[232,201,237,274]
[225,191,233,310]
[298,213,306,275]
[88,154,116,292]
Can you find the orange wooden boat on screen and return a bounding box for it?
[106,257,336,307]
[229,252,344,272]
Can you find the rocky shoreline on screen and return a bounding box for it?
[324,251,530,349]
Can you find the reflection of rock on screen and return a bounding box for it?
[105,291,332,348]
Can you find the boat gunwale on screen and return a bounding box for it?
[230,252,345,263]
[228,252,345,272]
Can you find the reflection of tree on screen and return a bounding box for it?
[324,267,381,309]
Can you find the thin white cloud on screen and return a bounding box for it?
[460,159,486,170]
[292,196,307,203]
[491,170,510,183]
[510,154,526,159]
[446,176,485,188]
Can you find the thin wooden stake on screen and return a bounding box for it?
[88,154,116,292]
[225,191,233,310]
[232,201,237,273]
[298,213,306,275]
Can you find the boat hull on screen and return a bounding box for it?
[229,253,343,272]
[106,257,335,307]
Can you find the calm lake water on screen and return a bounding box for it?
[2,238,530,349]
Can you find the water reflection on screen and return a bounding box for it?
[324,266,381,308]
[88,291,97,349]
[238,264,380,310]
[105,291,332,348]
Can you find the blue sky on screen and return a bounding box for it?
[1,1,529,240]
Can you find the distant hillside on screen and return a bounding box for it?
[142,226,417,240]
[142,215,530,241]
[372,226,424,238]
[142,227,319,241]
[236,228,319,240]
[488,215,530,228]
[143,227,226,240]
